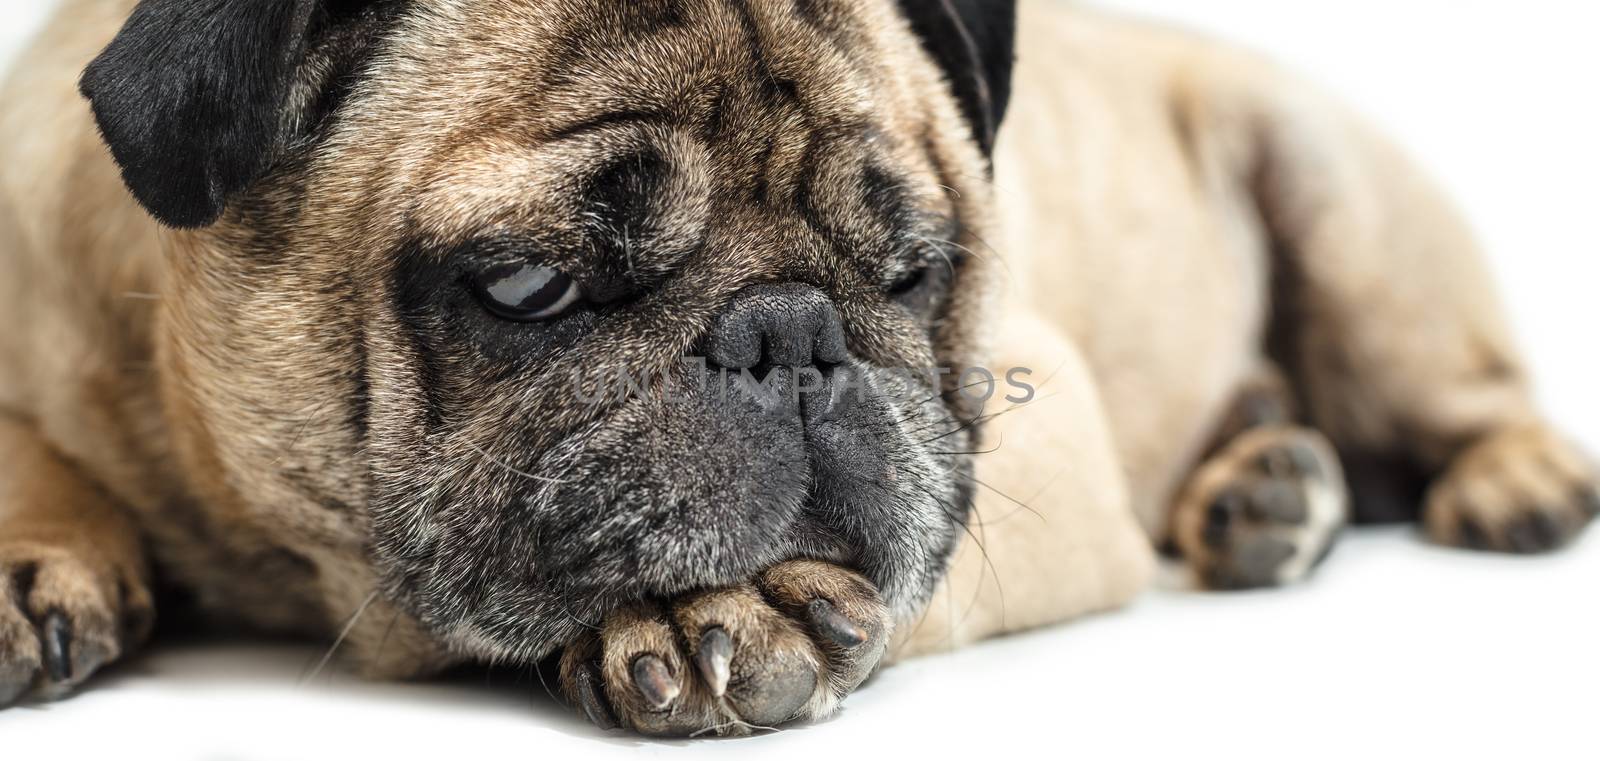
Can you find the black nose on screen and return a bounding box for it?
[702,284,849,370]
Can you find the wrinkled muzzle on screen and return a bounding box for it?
[369,285,973,664]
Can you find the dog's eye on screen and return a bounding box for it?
[888,264,931,298]
[471,263,584,322]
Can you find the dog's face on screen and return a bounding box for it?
[81,0,1015,663]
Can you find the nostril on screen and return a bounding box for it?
[813,304,848,366]
[704,312,763,370]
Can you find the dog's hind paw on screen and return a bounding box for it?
[559,560,890,737]
[1170,427,1349,590]
[1424,424,1598,554]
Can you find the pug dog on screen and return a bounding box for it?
[1,0,1595,736]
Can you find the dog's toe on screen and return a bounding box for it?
[667,584,819,730]
[0,604,39,707]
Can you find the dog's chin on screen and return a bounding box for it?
[369,364,973,664]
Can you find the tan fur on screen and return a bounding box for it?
[897,3,1591,652]
[0,413,153,702]
[0,0,995,680]
[1,0,1593,731]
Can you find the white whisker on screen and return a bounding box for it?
[302,590,380,685]
[465,440,570,484]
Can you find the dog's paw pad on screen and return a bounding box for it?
[1425,425,1598,554]
[1173,427,1348,590]
[559,560,890,736]
[1,547,150,708]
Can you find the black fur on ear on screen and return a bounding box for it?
[80,0,355,229]
[896,0,1017,156]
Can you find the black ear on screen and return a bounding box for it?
[896,0,1017,156]
[79,0,324,229]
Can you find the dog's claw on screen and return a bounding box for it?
[631,654,679,709]
[575,663,618,731]
[1580,488,1600,518]
[696,627,733,698]
[1459,516,1491,550]
[806,599,867,649]
[41,611,73,683]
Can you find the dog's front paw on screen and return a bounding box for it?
[559,560,890,737]
[1,545,153,707]
[1425,425,1599,553]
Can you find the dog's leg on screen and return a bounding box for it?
[0,414,154,707]
[1168,365,1350,589]
[1241,77,1600,552]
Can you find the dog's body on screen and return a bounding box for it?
[1,0,1594,734]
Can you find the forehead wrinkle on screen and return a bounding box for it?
[536,24,739,130]
[729,0,876,120]
[402,132,576,246]
[377,0,878,158]
[403,124,714,279]
[329,0,945,276]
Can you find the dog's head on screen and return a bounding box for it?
[81,0,1016,664]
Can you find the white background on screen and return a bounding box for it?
[2,1,1597,759]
